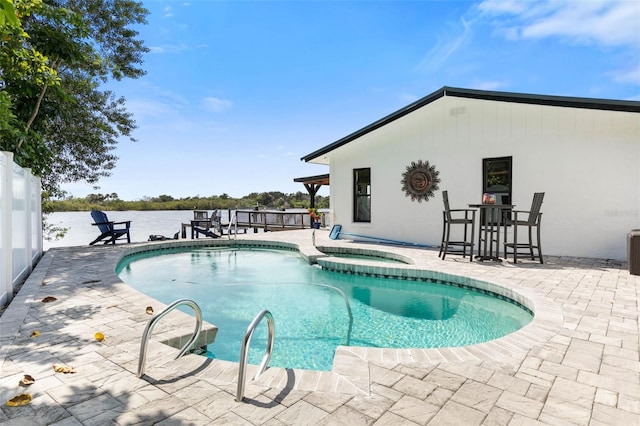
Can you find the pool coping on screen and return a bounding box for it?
[86,236,561,396]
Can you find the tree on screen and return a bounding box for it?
[0,0,19,27]
[154,194,174,202]
[0,0,149,198]
[0,0,53,142]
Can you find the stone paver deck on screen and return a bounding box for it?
[1,229,639,425]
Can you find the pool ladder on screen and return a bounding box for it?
[236,309,275,402]
[137,288,351,403]
[135,298,275,403]
[137,298,203,378]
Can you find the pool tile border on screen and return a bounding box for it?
[110,237,562,396]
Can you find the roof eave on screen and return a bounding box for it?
[301,87,447,163]
[301,86,640,163]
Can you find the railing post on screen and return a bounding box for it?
[31,174,42,260]
[23,167,32,275]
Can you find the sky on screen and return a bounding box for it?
[61,0,640,201]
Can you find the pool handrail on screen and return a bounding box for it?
[137,298,203,378]
[311,283,353,345]
[236,309,275,402]
[228,212,238,240]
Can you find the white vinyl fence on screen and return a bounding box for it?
[1,151,43,307]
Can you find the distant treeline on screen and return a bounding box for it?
[45,191,330,212]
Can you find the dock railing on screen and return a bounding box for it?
[234,209,325,231]
[1,151,43,307]
[181,209,327,238]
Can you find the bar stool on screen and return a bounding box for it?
[439,190,476,261]
[503,192,544,263]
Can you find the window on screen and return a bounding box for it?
[483,156,512,204]
[353,168,371,222]
[482,156,512,224]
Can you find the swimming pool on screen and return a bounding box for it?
[117,246,533,371]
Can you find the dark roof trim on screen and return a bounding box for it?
[301,86,640,162]
[448,86,640,112]
[300,88,444,163]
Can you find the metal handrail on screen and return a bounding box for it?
[227,212,238,240]
[311,284,353,345]
[137,298,203,378]
[236,309,275,402]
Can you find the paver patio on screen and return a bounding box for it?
[0,229,638,425]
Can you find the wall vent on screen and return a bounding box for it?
[449,106,466,116]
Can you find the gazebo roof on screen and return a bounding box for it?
[293,173,330,186]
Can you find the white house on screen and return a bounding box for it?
[301,86,640,260]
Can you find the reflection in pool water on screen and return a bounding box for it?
[350,286,459,320]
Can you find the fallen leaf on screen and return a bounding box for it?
[42,296,57,303]
[30,330,40,338]
[52,364,75,374]
[145,306,154,315]
[94,332,105,342]
[106,305,118,309]
[6,394,31,406]
[18,375,35,386]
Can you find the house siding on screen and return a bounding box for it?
[324,95,640,260]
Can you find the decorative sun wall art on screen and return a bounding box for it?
[400,160,440,202]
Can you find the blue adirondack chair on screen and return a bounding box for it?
[89,210,132,245]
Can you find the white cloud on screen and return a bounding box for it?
[472,80,510,91]
[414,17,473,73]
[149,44,190,54]
[477,0,530,15]
[610,64,640,85]
[125,98,177,119]
[135,81,189,108]
[202,97,233,112]
[399,93,420,104]
[478,0,640,47]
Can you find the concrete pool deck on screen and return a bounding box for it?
[1,229,639,425]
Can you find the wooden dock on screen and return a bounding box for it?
[181,209,324,238]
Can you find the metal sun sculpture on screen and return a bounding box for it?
[401,160,440,202]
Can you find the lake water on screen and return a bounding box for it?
[44,210,241,251]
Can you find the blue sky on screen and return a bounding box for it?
[62,0,640,200]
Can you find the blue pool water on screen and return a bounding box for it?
[117,247,533,371]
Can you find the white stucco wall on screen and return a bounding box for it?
[327,96,640,260]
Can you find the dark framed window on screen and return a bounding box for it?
[483,156,512,205]
[353,168,371,222]
[482,156,512,224]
